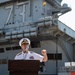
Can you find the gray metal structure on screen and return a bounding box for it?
[0,0,75,75]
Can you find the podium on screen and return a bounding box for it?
[8,60,40,75]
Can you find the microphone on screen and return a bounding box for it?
[26,45,29,50]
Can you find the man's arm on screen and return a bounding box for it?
[41,50,48,62]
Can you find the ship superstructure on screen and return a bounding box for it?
[0,0,75,75]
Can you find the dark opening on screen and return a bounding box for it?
[31,41,41,48]
[47,53,62,60]
[12,46,21,50]
[0,48,4,53]
[6,47,12,51]
[47,53,54,60]
[55,53,62,60]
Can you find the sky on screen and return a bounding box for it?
[59,0,75,31]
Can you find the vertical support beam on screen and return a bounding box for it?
[73,43,75,61]
[56,36,58,75]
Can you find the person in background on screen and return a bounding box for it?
[14,38,48,62]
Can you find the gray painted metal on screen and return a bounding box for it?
[58,72,70,75]
[0,0,75,75]
[0,0,10,3]
[58,21,75,39]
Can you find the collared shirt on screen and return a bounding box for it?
[14,51,44,62]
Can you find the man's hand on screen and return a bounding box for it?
[41,49,48,62]
[41,49,47,56]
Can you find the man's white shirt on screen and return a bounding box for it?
[14,51,44,62]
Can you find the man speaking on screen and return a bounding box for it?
[14,38,48,62]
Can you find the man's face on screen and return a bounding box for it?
[21,43,29,51]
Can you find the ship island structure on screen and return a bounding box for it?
[0,0,75,75]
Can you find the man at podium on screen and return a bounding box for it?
[14,38,48,62]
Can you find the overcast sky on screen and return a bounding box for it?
[59,0,75,31]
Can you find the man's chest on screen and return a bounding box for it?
[18,53,36,60]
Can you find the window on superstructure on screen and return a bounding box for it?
[0,60,1,64]
[47,53,62,60]
[31,41,41,48]
[55,53,62,60]
[0,48,4,53]
[47,53,54,60]
[12,46,21,50]
[6,47,12,51]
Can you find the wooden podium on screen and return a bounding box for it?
[8,60,40,75]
